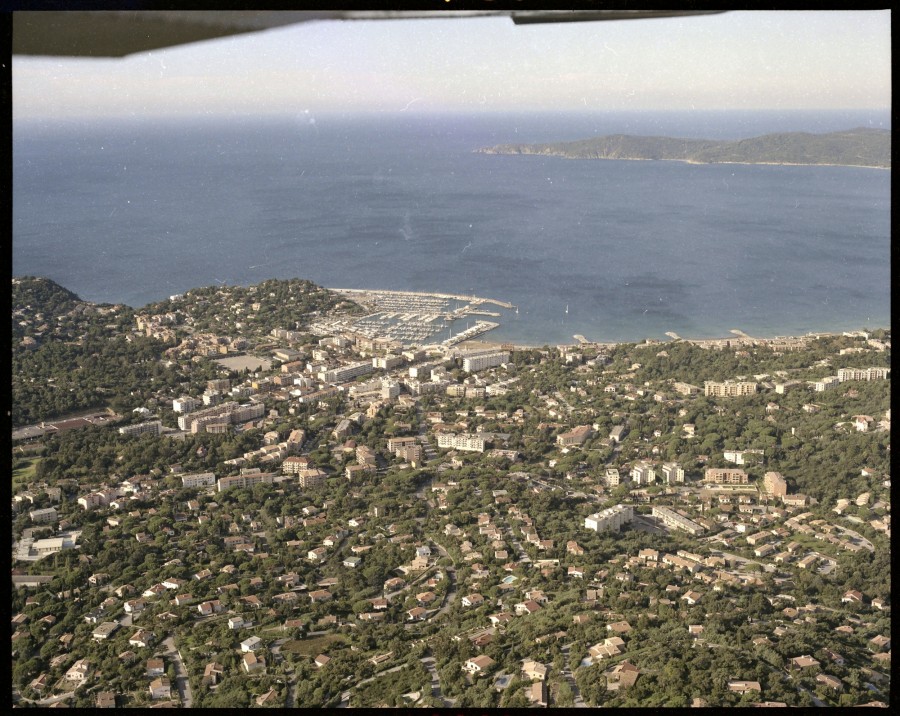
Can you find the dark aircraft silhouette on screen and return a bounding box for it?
[12,10,725,58]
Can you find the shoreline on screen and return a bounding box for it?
[456,326,889,352]
[476,150,890,171]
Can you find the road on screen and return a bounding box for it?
[161,634,193,707]
[427,540,458,621]
[560,643,588,707]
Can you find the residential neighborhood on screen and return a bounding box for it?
[10,277,891,708]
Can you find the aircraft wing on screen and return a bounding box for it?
[12,10,725,58]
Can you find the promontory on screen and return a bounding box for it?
[474,127,890,168]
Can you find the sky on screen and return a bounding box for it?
[11,10,892,120]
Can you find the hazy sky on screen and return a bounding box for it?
[12,10,892,120]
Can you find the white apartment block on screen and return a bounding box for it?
[173,396,201,413]
[462,351,510,373]
[673,382,700,395]
[118,420,163,437]
[651,506,705,535]
[373,354,404,370]
[177,401,265,433]
[605,468,622,486]
[837,367,890,382]
[811,376,840,392]
[29,507,58,523]
[585,505,634,533]
[630,463,656,485]
[320,361,374,383]
[180,472,217,489]
[704,380,757,397]
[661,463,685,484]
[217,472,275,492]
[436,433,486,453]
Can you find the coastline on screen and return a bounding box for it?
[456,326,888,352]
[477,150,890,171]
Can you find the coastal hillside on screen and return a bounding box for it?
[475,127,891,168]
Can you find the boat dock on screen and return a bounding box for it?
[327,288,511,347]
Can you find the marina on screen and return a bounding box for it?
[326,288,515,347]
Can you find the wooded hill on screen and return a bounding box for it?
[475,128,891,168]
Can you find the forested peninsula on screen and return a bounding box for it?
[475,127,891,168]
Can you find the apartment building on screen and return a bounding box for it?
[436,433,486,453]
[661,462,685,484]
[585,505,634,533]
[837,367,890,382]
[462,351,510,373]
[704,381,757,397]
[763,471,788,497]
[180,472,217,489]
[651,506,705,535]
[630,462,656,485]
[217,472,275,492]
[557,425,594,447]
[118,420,163,437]
[704,468,749,485]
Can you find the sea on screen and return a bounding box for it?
[12,109,891,346]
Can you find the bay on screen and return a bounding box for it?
[12,110,890,345]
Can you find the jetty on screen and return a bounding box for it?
[328,288,512,346]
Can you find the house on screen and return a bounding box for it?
[197,599,223,616]
[256,689,280,706]
[515,600,542,616]
[816,674,843,691]
[605,660,640,691]
[241,636,263,653]
[607,620,633,635]
[95,691,117,708]
[242,651,265,674]
[145,657,165,676]
[842,589,865,604]
[525,681,548,707]
[463,655,496,674]
[92,621,120,640]
[314,654,331,669]
[415,591,437,606]
[202,661,225,686]
[309,589,333,603]
[790,655,820,671]
[123,598,147,614]
[868,635,891,652]
[728,680,761,693]
[681,590,703,605]
[64,658,92,682]
[407,606,427,622]
[462,593,485,607]
[148,677,171,700]
[128,629,154,648]
[522,659,548,681]
[489,612,514,626]
[589,642,622,661]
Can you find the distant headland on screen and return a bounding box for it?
[474,127,891,169]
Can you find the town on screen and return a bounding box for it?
[11,276,891,708]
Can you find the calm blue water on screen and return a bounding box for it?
[13,110,891,345]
